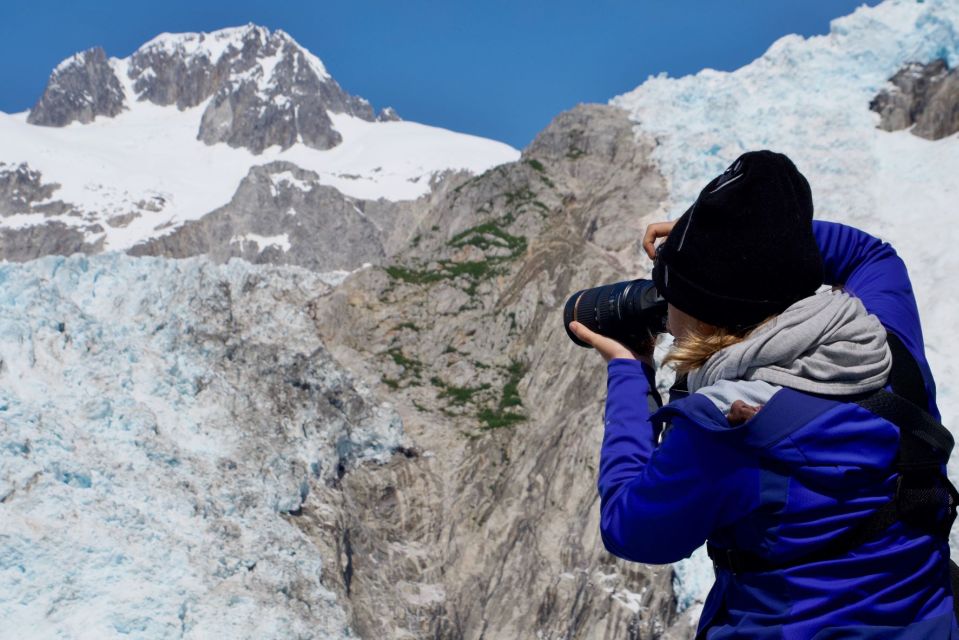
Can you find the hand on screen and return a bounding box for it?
[568,321,654,366]
[642,221,677,261]
[727,400,762,426]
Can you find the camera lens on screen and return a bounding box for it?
[563,289,590,347]
[563,279,666,350]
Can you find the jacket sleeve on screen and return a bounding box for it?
[813,220,939,419]
[598,359,758,564]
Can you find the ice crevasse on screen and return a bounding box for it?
[0,253,402,639]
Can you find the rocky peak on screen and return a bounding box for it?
[376,106,402,122]
[186,26,375,152]
[870,59,959,140]
[127,160,393,272]
[28,25,391,154]
[27,47,126,126]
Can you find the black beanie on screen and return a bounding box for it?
[651,150,823,330]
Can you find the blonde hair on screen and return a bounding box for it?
[664,317,774,375]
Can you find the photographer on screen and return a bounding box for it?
[567,151,957,638]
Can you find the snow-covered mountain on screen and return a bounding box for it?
[0,25,518,257]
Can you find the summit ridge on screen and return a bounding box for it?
[29,24,394,153]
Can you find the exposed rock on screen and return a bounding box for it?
[29,26,384,154]
[0,163,62,215]
[126,161,468,273]
[126,162,395,271]
[27,47,126,126]
[870,59,959,139]
[377,106,401,122]
[0,156,457,267]
[128,25,376,153]
[0,162,102,261]
[0,221,103,261]
[298,104,682,638]
[523,103,665,253]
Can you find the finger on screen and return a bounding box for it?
[641,222,667,260]
[569,321,597,347]
[570,322,633,361]
[641,226,658,260]
[570,321,613,352]
[642,221,676,260]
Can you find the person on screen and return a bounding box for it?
[568,150,957,638]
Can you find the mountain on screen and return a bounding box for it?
[2,1,959,639]
[0,25,518,262]
[28,25,386,143]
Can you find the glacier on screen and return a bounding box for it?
[0,253,403,639]
[612,0,959,619]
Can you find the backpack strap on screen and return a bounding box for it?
[951,560,959,622]
[885,331,930,410]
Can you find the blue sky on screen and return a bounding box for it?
[1,0,880,148]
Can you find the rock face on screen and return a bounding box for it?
[0,162,104,261]
[27,47,126,126]
[177,26,374,152]
[870,59,959,140]
[294,104,689,638]
[0,221,103,262]
[29,25,390,154]
[126,161,444,272]
[0,163,66,216]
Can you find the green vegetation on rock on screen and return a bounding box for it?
[478,360,528,430]
[428,359,527,431]
[448,221,527,256]
[441,382,491,405]
[525,158,546,173]
[380,347,424,389]
[386,213,528,297]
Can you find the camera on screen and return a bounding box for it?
[563,279,667,352]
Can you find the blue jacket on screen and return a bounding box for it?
[599,221,956,638]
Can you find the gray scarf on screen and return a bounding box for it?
[687,290,892,396]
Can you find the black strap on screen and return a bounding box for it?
[668,372,689,401]
[951,560,959,621]
[885,331,929,410]
[857,389,954,470]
